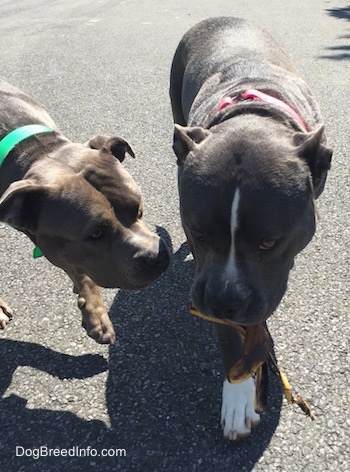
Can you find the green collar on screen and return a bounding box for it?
[0,124,54,166]
[0,124,55,258]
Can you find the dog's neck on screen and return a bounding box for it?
[218,89,308,131]
[0,125,55,168]
[0,130,69,197]
[212,88,308,132]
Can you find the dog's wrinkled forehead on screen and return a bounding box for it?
[180,134,313,237]
[81,153,143,222]
[36,162,142,240]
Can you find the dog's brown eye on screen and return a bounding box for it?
[90,229,103,239]
[259,240,276,250]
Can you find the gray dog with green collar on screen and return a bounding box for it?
[170,17,332,440]
[0,78,170,343]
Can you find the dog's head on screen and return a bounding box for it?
[173,117,332,324]
[0,135,170,289]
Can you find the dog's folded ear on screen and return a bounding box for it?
[173,125,211,165]
[0,180,45,232]
[294,124,333,199]
[86,135,135,162]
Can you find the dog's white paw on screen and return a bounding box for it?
[221,377,260,440]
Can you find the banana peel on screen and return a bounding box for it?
[269,351,316,420]
[227,323,272,383]
[254,361,269,414]
[189,305,316,420]
[189,306,271,383]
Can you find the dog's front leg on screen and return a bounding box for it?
[215,324,260,440]
[68,271,115,345]
[0,299,13,329]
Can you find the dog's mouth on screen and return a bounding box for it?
[87,245,171,290]
[189,297,270,326]
[189,304,272,383]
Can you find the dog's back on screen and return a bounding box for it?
[170,17,318,127]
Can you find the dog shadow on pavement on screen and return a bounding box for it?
[0,227,282,471]
[0,339,109,470]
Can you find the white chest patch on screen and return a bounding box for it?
[225,187,240,278]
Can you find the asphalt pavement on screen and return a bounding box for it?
[0,0,349,471]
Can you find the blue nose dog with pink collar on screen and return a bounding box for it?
[170,17,332,440]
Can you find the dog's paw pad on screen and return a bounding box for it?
[82,310,116,345]
[0,313,11,329]
[85,321,116,345]
[221,378,260,441]
[86,327,115,345]
[98,331,115,345]
[0,300,13,329]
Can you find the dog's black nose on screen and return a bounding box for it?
[207,283,253,321]
[138,239,171,272]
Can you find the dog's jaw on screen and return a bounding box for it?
[221,378,260,440]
